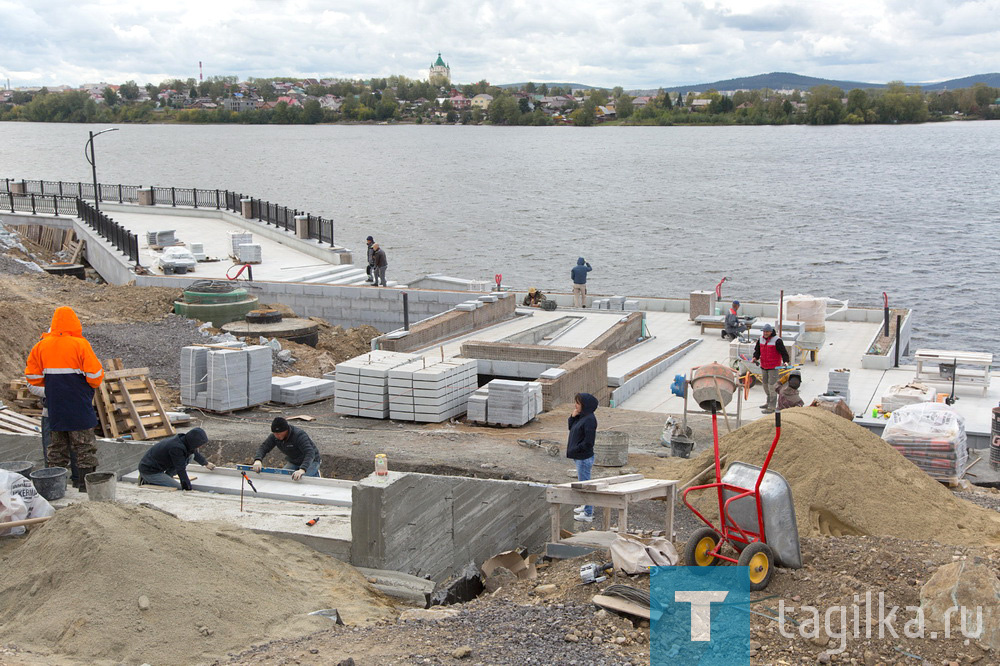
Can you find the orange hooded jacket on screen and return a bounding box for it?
[25,307,103,432]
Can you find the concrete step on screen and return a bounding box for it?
[322,269,370,285]
[299,264,362,282]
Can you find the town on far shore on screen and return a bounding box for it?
[3,53,999,126]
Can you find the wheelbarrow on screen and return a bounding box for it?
[681,366,801,590]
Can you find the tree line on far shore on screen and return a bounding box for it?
[1,76,997,126]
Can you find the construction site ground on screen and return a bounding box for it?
[2,267,1000,665]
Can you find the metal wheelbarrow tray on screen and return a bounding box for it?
[721,462,802,569]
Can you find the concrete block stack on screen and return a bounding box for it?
[228,232,253,257]
[609,296,626,310]
[237,243,262,264]
[827,369,851,406]
[624,300,639,311]
[455,300,484,312]
[387,358,478,422]
[472,379,543,426]
[146,230,176,246]
[181,345,273,412]
[270,375,336,405]
[333,351,421,418]
[592,299,609,309]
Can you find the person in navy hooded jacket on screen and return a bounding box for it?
[570,257,592,308]
[566,392,598,522]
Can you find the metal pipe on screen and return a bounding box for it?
[402,292,410,330]
[883,292,890,337]
[894,314,902,367]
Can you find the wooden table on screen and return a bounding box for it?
[914,349,993,396]
[546,474,677,541]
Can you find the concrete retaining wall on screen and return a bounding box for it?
[376,295,516,353]
[586,311,644,355]
[0,212,75,230]
[0,433,152,479]
[459,342,609,408]
[350,471,554,583]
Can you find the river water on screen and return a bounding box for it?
[1,121,998,358]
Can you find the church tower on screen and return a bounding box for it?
[429,53,450,87]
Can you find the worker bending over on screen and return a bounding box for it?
[138,427,214,490]
[723,300,749,340]
[252,417,321,480]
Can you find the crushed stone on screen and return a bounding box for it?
[85,314,206,387]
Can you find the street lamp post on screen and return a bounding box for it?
[84,128,118,213]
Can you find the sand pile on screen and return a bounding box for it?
[680,407,1000,547]
[0,502,394,665]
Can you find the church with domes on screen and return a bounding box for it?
[429,53,450,86]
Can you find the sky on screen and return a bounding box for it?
[1,0,998,89]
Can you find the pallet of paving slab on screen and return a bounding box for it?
[94,359,175,440]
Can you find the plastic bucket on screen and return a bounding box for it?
[594,431,629,467]
[30,466,68,501]
[0,460,34,477]
[671,438,695,459]
[85,472,117,502]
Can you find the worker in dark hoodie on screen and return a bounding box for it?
[571,257,592,308]
[566,393,599,522]
[138,427,214,490]
[252,417,321,480]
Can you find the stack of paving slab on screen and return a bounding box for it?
[826,369,851,406]
[333,351,421,418]
[470,380,543,426]
[181,344,272,412]
[271,375,336,405]
[146,230,177,247]
[593,297,634,311]
[229,231,253,257]
[455,299,484,312]
[387,358,478,422]
[237,243,262,264]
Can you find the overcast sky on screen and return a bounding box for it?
[2,0,998,89]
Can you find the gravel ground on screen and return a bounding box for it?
[85,314,206,387]
[956,489,1000,512]
[222,599,642,666]
[0,254,43,275]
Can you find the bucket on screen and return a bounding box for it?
[671,437,695,459]
[594,431,629,467]
[30,466,68,501]
[85,472,117,502]
[690,362,738,411]
[0,460,34,477]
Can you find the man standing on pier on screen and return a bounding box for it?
[371,243,388,287]
[571,257,592,308]
[365,236,376,283]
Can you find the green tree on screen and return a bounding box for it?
[616,95,634,119]
[805,85,845,124]
[119,81,140,101]
[102,87,119,106]
[518,97,531,114]
[303,99,322,124]
[524,81,536,93]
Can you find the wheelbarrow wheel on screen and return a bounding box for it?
[684,527,722,567]
[738,542,774,591]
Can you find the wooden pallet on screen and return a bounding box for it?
[7,379,43,416]
[10,225,75,253]
[0,403,42,435]
[94,359,175,440]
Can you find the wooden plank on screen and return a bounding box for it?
[143,375,174,437]
[600,479,677,495]
[546,487,629,509]
[565,474,644,489]
[118,385,148,440]
[592,594,651,620]
[104,368,151,380]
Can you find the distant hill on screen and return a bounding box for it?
[495,82,598,91]
[918,73,1000,90]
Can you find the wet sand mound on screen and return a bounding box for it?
[0,502,394,665]
[680,407,1000,546]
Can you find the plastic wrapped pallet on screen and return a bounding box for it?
[245,345,273,406]
[206,349,249,412]
[238,243,262,264]
[784,294,826,332]
[881,382,937,413]
[388,357,478,422]
[486,379,532,426]
[180,346,208,408]
[467,389,489,422]
[881,403,968,481]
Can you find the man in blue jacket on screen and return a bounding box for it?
[570,257,592,308]
[138,427,214,490]
[566,392,598,522]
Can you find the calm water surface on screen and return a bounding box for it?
[1,121,998,358]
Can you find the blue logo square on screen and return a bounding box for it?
[650,566,756,665]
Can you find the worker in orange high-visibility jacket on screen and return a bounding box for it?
[25,306,104,490]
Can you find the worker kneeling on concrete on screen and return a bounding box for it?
[252,417,321,480]
[138,427,215,490]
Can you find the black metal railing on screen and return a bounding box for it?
[4,177,336,246]
[76,198,140,265]
[3,191,78,217]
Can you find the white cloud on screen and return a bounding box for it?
[0,0,998,88]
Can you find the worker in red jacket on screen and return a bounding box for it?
[25,307,104,489]
[752,323,789,414]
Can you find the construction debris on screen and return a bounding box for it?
[0,402,41,435]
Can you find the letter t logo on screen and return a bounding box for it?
[675,591,729,641]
